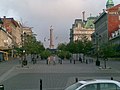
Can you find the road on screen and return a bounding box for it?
[0,56,120,90]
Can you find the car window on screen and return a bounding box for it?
[65,83,83,90]
[80,84,97,90]
[117,86,120,90]
[99,83,120,90]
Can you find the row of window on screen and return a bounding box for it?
[111,29,120,38]
[80,83,120,90]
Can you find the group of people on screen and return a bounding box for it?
[31,54,39,64]
[47,55,56,65]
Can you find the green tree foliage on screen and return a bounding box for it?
[57,35,93,57]
[83,41,93,55]
[113,44,120,57]
[57,50,71,59]
[57,41,93,60]
[57,43,67,51]
[99,44,117,58]
[20,34,45,54]
[57,43,71,59]
[66,42,78,53]
[65,41,93,54]
[40,50,52,59]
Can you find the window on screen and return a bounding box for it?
[99,83,119,90]
[65,83,83,90]
[80,84,97,90]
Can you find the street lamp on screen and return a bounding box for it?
[95,33,101,66]
[21,32,27,67]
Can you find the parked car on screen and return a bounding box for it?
[65,79,120,90]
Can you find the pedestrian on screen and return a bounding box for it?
[48,56,50,64]
[53,55,56,65]
[74,59,75,64]
[79,57,82,63]
[86,59,88,64]
[32,57,36,64]
[70,58,72,63]
[58,57,61,64]
[37,55,39,58]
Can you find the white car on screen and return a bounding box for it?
[65,79,120,90]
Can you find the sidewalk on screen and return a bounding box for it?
[0,57,120,77]
[0,58,19,83]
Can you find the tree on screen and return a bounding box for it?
[57,50,71,59]
[83,41,93,55]
[115,44,120,57]
[20,34,45,55]
[99,43,117,68]
[100,44,116,58]
[56,36,93,58]
[57,43,67,51]
[40,50,52,59]
[66,42,77,53]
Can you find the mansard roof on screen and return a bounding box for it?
[85,17,97,29]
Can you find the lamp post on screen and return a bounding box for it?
[95,33,100,66]
[21,32,27,67]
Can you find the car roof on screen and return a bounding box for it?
[78,79,120,85]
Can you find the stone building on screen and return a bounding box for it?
[1,16,22,48]
[0,16,33,58]
[93,0,120,46]
[0,16,33,48]
[70,16,96,42]
[22,26,33,36]
[107,4,120,45]
[93,11,108,45]
[0,18,13,50]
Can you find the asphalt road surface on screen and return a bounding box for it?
[0,56,120,90]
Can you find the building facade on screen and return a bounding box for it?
[93,0,120,44]
[70,17,96,42]
[1,16,22,48]
[93,11,108,45]
[0,16,33,59]
[0,28,13,50]
[108,4,120,46]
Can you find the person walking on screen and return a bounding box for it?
[47,56,51,65]
[53,55,56,65]
[79,56,82,63]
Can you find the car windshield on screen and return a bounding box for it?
[65,83,83,90]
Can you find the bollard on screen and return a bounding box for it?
[70,59,72,63]
[74,60,75,64]
[60,59,62,64]
[40,79,42,90]
[0,85,4,90]
[75,78,78,82]
[96,60,100,66]
[46,60,48,64]
[111,77,113,80]
[86,59,88,64]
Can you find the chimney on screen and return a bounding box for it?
[82,11,85,22]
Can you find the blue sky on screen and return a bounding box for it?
[0,0,119,48]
